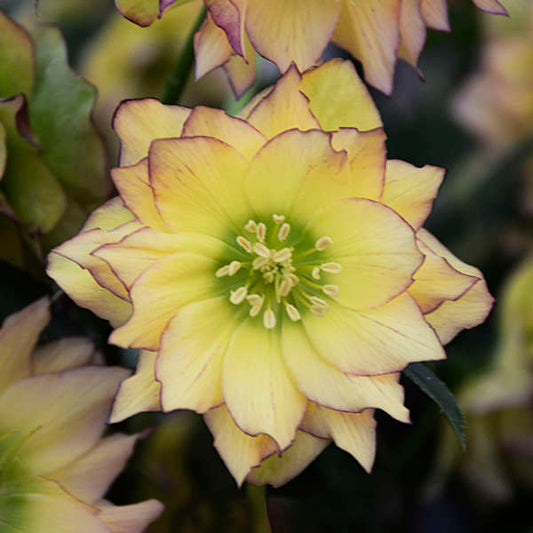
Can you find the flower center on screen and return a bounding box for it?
[216,215,341,329]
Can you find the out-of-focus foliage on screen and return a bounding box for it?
[0,10,109,273]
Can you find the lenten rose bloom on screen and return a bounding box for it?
[47,60,492,485]
[120,0,508,95]
[0,298,163,532]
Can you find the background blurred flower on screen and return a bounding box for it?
[0,11,110,273]
[48,59,492,486]
[0,297,163,532]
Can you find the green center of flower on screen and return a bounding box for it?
[216,214,341,329]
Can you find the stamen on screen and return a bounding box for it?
[250,304,263,317]
[309,296,329,310]
[323,284,339,298]
[228,261,242,276]
[263,308,276,329]
[216,265,230,277]
[310,306,328,317]
[288,273,300,286]
[279,279,292,297]
[273,247,292,263]
[321,262,342,274]
[263,271,275,283]
[252,256,269,269]
[285,304,301,321]
[278,223,291,241]
[253,242,271,258]
[230,286,248,304]
[246,294,263,306]
[272,214,285,224]
[257,222,267,242]
[311,267,321,280]
[236,236,252,253]
[244,220,257,233]
[315,236,333,251]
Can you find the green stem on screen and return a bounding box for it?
[161,6,207,104]
[246,483,271,533]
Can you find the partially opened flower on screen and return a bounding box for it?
[116,0,508,95]
[0,297,163,532]
[47,60,492,485]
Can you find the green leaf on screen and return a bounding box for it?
[0,11,34,98]
[405,362,466,450]
[28,26,109,205]
[0,96,66,233]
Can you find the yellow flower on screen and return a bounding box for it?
[187,0,509,95]
[0,298,163,532]
[47,60,492,485]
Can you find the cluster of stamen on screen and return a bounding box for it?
[216,214,341,329]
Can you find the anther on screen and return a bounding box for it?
[257,222,267,242]
[315,236,333,251]
[236,236,252,253]
[273,247,292,263]
[278,223,291,241]
[288,273,300,286]
[250,304,263,317]
[253,242,271,258]
[279,279,292,297]
[252,256,269,270]
[309,296,329,310]
[285,304,301,321]
[228,261,242,276]
[310,306,328,317]
[244,220,257,233]
[230,286,248,304]
[321,262,342,274]
[246,294,263,306]
[311,267,321,280]
[323,284,339,298]
[263,308,276,329]
[216,265,230,277]
[272,214,285,224]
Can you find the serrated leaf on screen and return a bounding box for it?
[0,11,35,98]
[405,362,466,450]
[29,26,110,205]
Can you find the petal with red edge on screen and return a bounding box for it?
[194,14,234,79]
[472,0,507,15]
[223,319,306,450]
[97,499,164,533]
[204,404,278,486]
[398,0,427,67]
[113,98,190,165]
[302,295,445,376]
[33,338,95,375]
[82,197,135,232]
[420,0,450,31]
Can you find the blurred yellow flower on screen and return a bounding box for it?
[47,60,492,485]
[0,298,163,532]
[115,0,508,95]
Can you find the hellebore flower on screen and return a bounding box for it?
[116,0,507,95]
[47,60,492,485]
[0,298,163,532]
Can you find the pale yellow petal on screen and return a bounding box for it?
[307,199,423,310]
[194,14,234,79]
[46,252,132,329]
[82,197,135,232]
[302,294,445,375]
[472,0,507,15]
[206,0,246,55]
[0,366,129,474]
[223,319,306,450]
[420,0,450,31]
[381,160,445,230]
[33,337,95,375]
[111,158,167,231]
[409,237,478,314]
[113,98,190,165]
[181,105,266,159]
[149,136,249,237]
[398,0,427,66]
[244,129,349,222]
[94,227,226,290]
[115,0,159,27]
[245,66,320,139]
[157,296,234,413]
[0,297,49,394]
[333,0,401,94]
[247,430,329,487]
[110,351,161,423]
[47,433,138,504]
[110,252,219,350]
[301,404,376,472]
[300,59,382,131]
[204,404,278,485]
[246,0,339,72]
[281,321,410,422]
[418,229,493,344]
[97,499,164,533]
[223,34,256,98]
[331,128,387,200]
